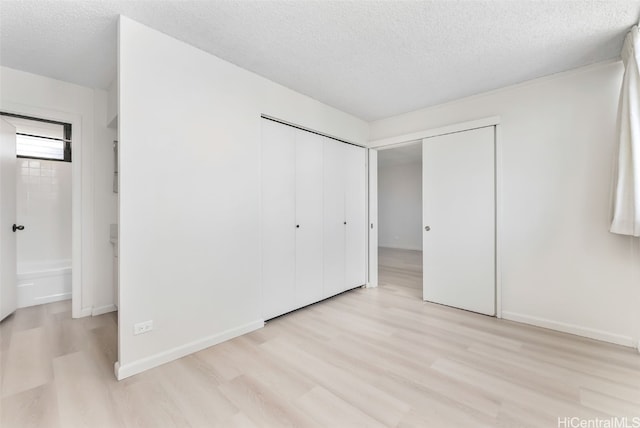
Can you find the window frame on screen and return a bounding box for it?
[0,111,72,163]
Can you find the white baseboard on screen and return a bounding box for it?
[32,292,71,306]
[114,319,265,380]
[92,304,117,316]
[501,311,635,348]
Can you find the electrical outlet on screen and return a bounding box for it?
[133,320,153,335]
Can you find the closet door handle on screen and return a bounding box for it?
[296,225,300,228]
[425,226,431,232]
[344,221,347,225]
[12,224,24,232]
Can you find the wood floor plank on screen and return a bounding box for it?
[1,327,53,397]
[52,350,121,428]
[260,337,412,426]
[154,359,239,427]
[218,374,320,428]
[0,383,59,428]
[468,342,640,404]
[222,411,260,428]
[9,305,47,333]
[111,378,192,428]
[579,388,640,417]
[295,386,387,427]
[430,357,608,420]
[45,315,85,358]
[86,323,119,381]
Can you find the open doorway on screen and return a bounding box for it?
[376,142,422,299]
[369,123,498,315]
[0,113,72,314]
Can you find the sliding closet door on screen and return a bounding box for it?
[295,130,324,307]
[344,144,367,289]
[323,138,346,298]
[262,120,296,319]
[422,126,495,316]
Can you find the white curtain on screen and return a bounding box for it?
[611,25,640,237]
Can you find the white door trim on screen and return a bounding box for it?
[367,117,502,318]
[494,124,503,318]
[0,101,86,319]
[368,116,500,149]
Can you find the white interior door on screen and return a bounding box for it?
[323,138,346,298]
[261,119,296,319]
[344,144,367,289]
[0,119,17,321]
[294,130,324,307]
[422,126,495,316]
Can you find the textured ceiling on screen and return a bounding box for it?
[1,1,639,121]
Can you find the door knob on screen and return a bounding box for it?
[424,226,430,232]
[296,225,300,228]
[12,224,24,232]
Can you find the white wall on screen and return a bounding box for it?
[116,16,368,379]
[0,66,118,317]
[107,80,118,128]
[378,161,422,251]
[370,61,640,347]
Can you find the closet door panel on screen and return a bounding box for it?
[295,130,324,307]
[323,138,346,298]
[261,120,296,319]
[344,144,367,289]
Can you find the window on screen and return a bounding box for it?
[0,112,72,162]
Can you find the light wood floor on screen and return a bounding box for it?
[378,247,423,300]
[2,248,640,427]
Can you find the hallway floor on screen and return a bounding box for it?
[378,246,422,300]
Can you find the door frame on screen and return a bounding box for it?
[366,149,377,288]
[0,101,85,318]
[367,116,503,318]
